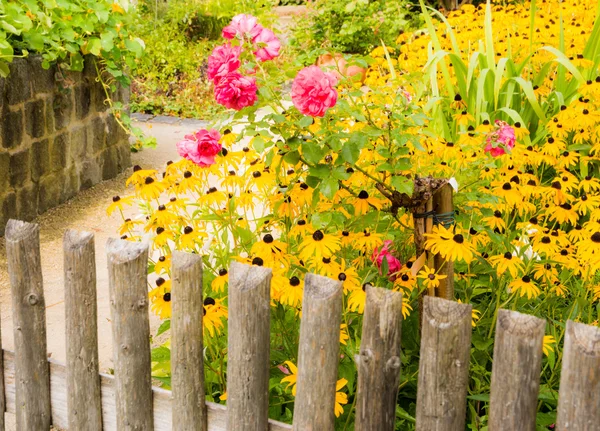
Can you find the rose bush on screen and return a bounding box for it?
[115,1,600,428]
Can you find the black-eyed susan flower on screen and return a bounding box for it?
[347,285,367,314]
[488,252,525,278]
[203,297,227,338]
[107,195,135,216]
[542,335,555,356]
[334,378,349,417]
[211,268,229,293]
[299,230,341,262]
[424,225,476,263]
[417,265,447,290]
[508,275,540,299]
[154,255,171,275]
[279,276,304,308]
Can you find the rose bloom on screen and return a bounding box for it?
[207,44,241,82]
[291,65,338,117]
[372,240,402,280]
[176,129,222,167]
[253,27,281,62]
[485,121,516,157]
[222,14,262,40]
[214,72,258,111]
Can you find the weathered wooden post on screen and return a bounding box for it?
[416,296,471,431]
[226,261,272,431]
[489,310,545,430]
[64,230,103,430]
[293,273,343,431]
[355,286,403,431]
[172,251,207,431]
[5,220,51,430]
[556,320,600,430]
[107,238,154,430]
[432,183,454,299]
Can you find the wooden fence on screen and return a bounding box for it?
[1,218,600,430]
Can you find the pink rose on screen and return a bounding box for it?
[485,121,516,157]
[372,240,402,280]
[207,44,241,82]
[291,65,338,117]
[214,72,258,111]
[176,129,222,167]
[253,28,281,62]
[222,14,262,40]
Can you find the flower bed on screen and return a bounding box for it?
[113,1,600,427]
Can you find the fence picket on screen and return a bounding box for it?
[416,296,471,431]
[355,286,403,431]
[489,309,545,430]
[64,230,103,430]
[106,238,153,430]
[226,261,272,431]
[293,273,343,431]
[556,320,600,430]
[5,219,51,430]
[171,251,207,431]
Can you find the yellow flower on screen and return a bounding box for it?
[203,298,227,338]
[107,195,134,216]
[211,268,229,293]
[299,230,341,262]
[280,361,298,396]
[417,265,447,290]
[154,255,171,275]
[340,323,349,345]
[348,287,366,314]
[334,378,349,418]
[279,276,304,308]
[424,225,476,264]
[542,335,555,356]
[488,252,525,278]
[508,275,540,299]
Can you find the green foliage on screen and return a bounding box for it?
[291,0,413,55]
[0,0,143,84]
[130,0,275,118]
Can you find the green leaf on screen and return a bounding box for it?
[69,53,84,71]
[302,142,325,164]
[151,346,171,362]
[86,38,102,56]
[341,141,360,164]
[156,320,171,336]
[298,116,314,128]
[283,150,300,165]
[319,177,339,199]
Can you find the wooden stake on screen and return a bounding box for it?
[432,184,455,300]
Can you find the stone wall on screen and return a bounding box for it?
[0,56,131,234]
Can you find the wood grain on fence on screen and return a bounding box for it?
[416,296,472,431]
[227,261,273,431]
[556,320,600,430]
[106,238,153,430]
[293,273,343,431]
[64,230,103,430]
[5,219,51,430]
[489,309,545,430]
[355,286,403,431]
[172,251,207,431]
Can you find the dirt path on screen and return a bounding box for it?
[0,117,206,372]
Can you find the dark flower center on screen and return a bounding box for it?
[342,231,349,237]
[428,274,436,280]
[112,196,120,202]
[323,257,331,264]
[184,171,192,178]
[252,257,264,266]
[204,297,216,306]
[502,182,512,190]
[184,226,193,235]
[591,232,600,243]
[219,269,228,276]
[522,275,531,283]
[298,220,306,226]
[145,177,154,184]
[358,190,369,199]
[503,252,512,259]
[453,234,464,244]
[494,210,502,218]
[253,171,261,178]
[156,277,165,287]
[401,274,409,281]
[264,234,274,244]
[338,273,347,281]
[541,236,551,244]
[163,293,171,302]
[290,276,300,286]
[313,230,324,241]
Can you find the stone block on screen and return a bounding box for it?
[25,99,46,139]
[79,157,102,191]
[92,80,108,113]
[16,182,39,221]
[106,114,121,146]
[31,139,50,183]
[6,59,31,105]
[0,151,9,190]
[9,148,30,188]
[51,131,70,172]
[116,141,132,171]
[75,84,91,120]
[38,173,64,213]
[88,117,107,155]
[29,56,56,94]
[69,125,88,164]
[53,91,73,131]
[102,147,119,180]
[0,192,17,234]
[1,108,24,149]
[61,166,80,203]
